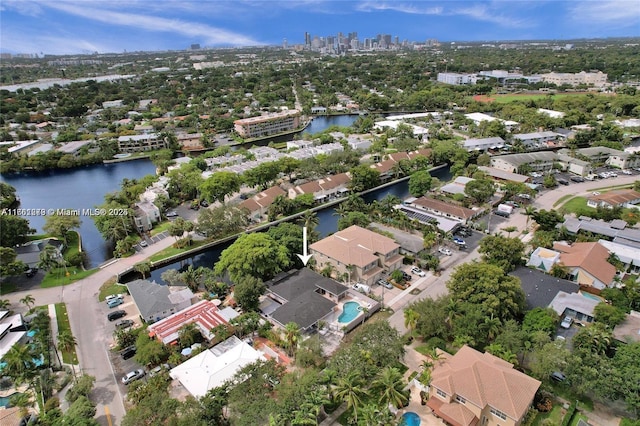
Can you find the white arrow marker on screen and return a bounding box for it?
[296,226,313,266]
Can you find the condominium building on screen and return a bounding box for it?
[540,71,608,87]
[117,134,167,153]
[234,110,301,138]
[437,72,476,85]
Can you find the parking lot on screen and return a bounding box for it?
[138,231,169,250]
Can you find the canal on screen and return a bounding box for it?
[146,165,451,284]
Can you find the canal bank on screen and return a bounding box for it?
[121,164,450,284]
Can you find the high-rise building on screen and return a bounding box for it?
[304,32,311,46]
[282,38,288,49]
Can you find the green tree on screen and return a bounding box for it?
[348,165,380,192]
[38,244,61,271]
[522,308,558,336]
[602,342,640,415]
[199,171,241,205]
[43,212,81,245]
[447,262,525,322]
[243,161,281,189]
[593,302,627,328]
[214,233,290,281]
[372,366,408,409]
[464,178,495,204]
[2,344,35,384]
[283,322,301,357]
[337,211,371,230]
[0,215,34,247]
[134,261,151,279]
[196,205,248,239]
[531,209,564,231]
[65,374,95,404]
[57,329,77,360]
[408,170,433,197]
[478,234,525,272]
[233,275,266,312]
[0,247,26,276]
[20,294,35,311]
[179,323,202,347]
[334,372,368,424]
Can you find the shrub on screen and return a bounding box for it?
[561,401,577,426]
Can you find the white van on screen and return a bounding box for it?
[352,283,371,294]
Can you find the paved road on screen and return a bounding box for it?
[387,175,639,334]
[5,235,179,426]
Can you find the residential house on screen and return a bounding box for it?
[477,166,529,184]
[512,131,562,149]
[556,153,592,176]
[537,108,566,119]
[347,135,372,151]
[369,223,424,256]
[147,300,239,345]
[597,239,640,274]
[102,100,124,108]
[549,291,599,323]
[309,225,403,285]
[287,173,350,202]
[126,279,195,324]
[427,345,541,426]
[0,310,29,360]
[261,268,351,331]
[573,146,620,165]
[527,247,561,272]
[613,311,640,344]
[239,185,287,221]
[490,152,557,174]
[510,267,579,310]
[133,201,161,232]
[553,242,617,290]
[176,133,204,151]
[14,239,64,269]
[464,112,519,132]
[562,217,640,247]
[27,144,54,156]
[409,197,480,223]
[462,137,505,152]
[56,140,94,157]
[586,189,640,209]
[134,124,154,134]
[440,176,475,196]
[169,336,265,399]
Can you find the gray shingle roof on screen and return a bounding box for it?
[510,266,579,310]
[126,279,174,320]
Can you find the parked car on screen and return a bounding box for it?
[453,237,466,247]
[24,268,37,278]
[139,240,148,247]
[107,310,126,322]
[410,267,426,277]
[149,363,170,377]
[550,371,566,382]
[517,193,531,200]
[438,247,452,256]
[494,210,510,218]
[377,279,393,289]
[557,178,569,186]
[122,368,145,385]
[560,316,573,329]
[121,345,137,360]
[570,176,584,183]
[107,298,124,308]
[401,271,412,281]
[105,294,124,302]
[115,319,134,330]
[165,211,178,218]
[622,169,633,175]
[352,283,371,294]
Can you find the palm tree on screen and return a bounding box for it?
[292,403,318,426]
[404,308,420,339]
[502,226,518,238]
[481,314,502,343]
[345,264,355,285]
[304,388,330,421]
[524,206,537,230]
[57,329,77,356]
[210,324,231,343]
[134,261,151,279]
[283,322,301,357]
[3,344,35,384]
[334,372,368,424]
[38,244,60,271]
[0,299,10,310]
[372,366,408,409]
[181,265,202,292]
[20,294,35,311]
[358,403,383,426]
[179,323,200,347]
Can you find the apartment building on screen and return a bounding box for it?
[117,134,167,153]
[233,110,301,138]
[540,71,608,87]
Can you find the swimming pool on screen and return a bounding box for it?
[581,292,602,301]
[402,411,421,426]
[0,392,20,408]
[338,301,361,323]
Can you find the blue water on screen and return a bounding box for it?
[338,301,361,323]
[0,393,20,408]
[402,412,421,426]
[303,115,359,135]
[1,159,157,267]
[581,292,602,301]
[26,329,37,337]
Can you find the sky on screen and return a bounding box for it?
[1,0,639,55]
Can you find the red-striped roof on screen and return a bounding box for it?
[147,300,229,344]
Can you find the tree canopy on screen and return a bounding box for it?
[214,233,290,281]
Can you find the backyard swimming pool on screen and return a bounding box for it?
[401,411,421,426]
[581,292,602,301]
[338,301,361,323]
[0,392,21,408]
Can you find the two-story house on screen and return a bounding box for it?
[428,345,541,426]
[309,225,403,285]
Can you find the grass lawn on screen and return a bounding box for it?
[54,303,78,364]
[554,194,575,208]
[150,221,173,236]
[547,382,594,411]
[414,344,433,356]
[559,196,591,216]
[40,268,97,288]
[570,412,589,426]
[533,405,564,426]
[98,279,129,302]
[148,240,208,262]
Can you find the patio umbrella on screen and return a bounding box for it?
[181,347,192,356]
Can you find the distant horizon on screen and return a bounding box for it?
[1,1,639,55]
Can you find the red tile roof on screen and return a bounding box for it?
[413,196,476,220]
[147,300,230,344]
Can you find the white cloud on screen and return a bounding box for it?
[452,4,533,28]
[0,32,118,55]
[355,1,443,15]
[1,0,44,16]
[41,1,263,46]
[568,0,640,27]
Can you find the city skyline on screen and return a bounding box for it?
[1,0,639,55]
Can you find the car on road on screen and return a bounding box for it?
[410,267,426,277]
[122,368,145,385]
[115,319,134,329]
[107,310,126,322]
[105,294,124,302]
[560,316,573,329]
[377,279,393,289]
[121,345,137,360]
[107,298,124,308]
[438,247,452,256]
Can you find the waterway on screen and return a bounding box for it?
[0,160,157,268]
[0,115,359,268]
[146,165,452,284]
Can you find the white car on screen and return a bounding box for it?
[411,267,426,277]
[122,369,145,385]
[105,294,124,302]
[438,247,452,256]
[560,316,573,329]
[622,169,633,175]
